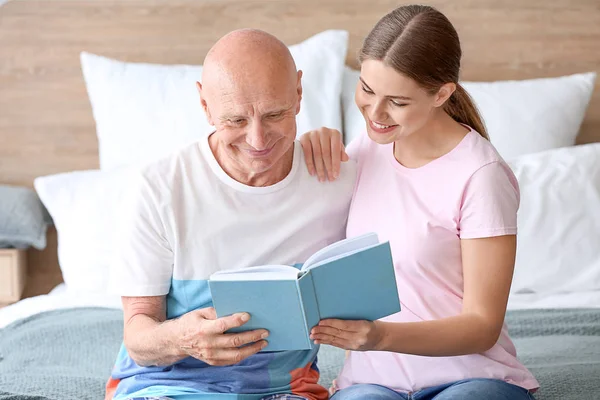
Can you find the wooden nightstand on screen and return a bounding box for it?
[0,249,27,306]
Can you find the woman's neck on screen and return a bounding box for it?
[393,111,469,169]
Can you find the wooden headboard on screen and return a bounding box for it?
[1,0,599,298]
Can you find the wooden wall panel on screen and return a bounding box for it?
[0,0,598,297]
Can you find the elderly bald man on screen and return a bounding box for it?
[104,29,356,400]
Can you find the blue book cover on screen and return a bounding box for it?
[208,233,401,351]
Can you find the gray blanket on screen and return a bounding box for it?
[0,307,599,399]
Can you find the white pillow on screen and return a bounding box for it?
[34,146,600,298]
[81,30,349,170]
[34,169,134,294]
[342,67,364,146]
[509,143,600,295]
[341,66,596,158]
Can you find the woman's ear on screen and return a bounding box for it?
[434,82,456,107]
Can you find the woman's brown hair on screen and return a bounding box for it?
[359,5,489,139]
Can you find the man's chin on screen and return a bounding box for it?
[245,158,278,173]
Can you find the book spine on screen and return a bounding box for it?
[297,272,321,349]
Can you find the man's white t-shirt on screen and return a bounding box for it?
[108,135,357,400]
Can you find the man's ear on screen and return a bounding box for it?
[433,82,456,108]
[295,70,303,115]
[197,81,214,125]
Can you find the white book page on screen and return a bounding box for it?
[209,265,299,281]
[301,232,379,272]
[303,242,382,271]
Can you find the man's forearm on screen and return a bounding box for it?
[124,314,187,367]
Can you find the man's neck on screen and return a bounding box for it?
[209,136,295,187]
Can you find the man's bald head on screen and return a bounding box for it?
[201,29,298,98]
[196,29,303,186]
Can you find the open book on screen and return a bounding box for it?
[208,233,401,351]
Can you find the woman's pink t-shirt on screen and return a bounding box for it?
[336,128,539,393]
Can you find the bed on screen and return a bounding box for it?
[1,0,600,399]
[1,291,600,399]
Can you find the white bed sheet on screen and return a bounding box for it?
[0,285,122,329]
[507,290,600,310]
[2,285,600,329]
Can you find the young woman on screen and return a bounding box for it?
[300,5,539,400]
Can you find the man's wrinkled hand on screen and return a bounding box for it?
[177,307,268,366]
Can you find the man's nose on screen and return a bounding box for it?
[246,120,268,150]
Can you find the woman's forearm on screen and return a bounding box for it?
[376,314,501,356]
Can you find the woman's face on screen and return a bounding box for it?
[355,59,446,144]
